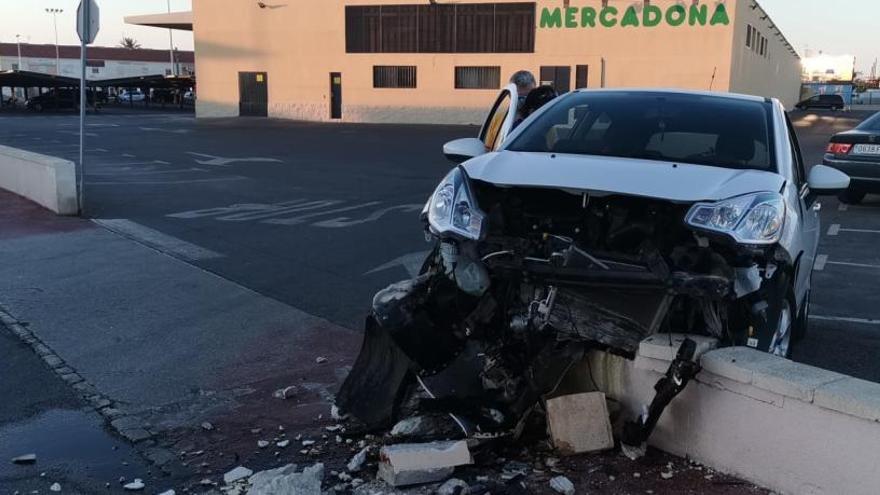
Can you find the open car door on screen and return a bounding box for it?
[443,84,520,163]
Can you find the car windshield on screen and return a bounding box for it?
[856,112,880,131]
[506,91,774,171]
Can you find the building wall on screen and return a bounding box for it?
[193,0,796,123]
[727,0,801,108]
[0,56,194,81]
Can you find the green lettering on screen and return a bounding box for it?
[565,7,578,28]
[580,7,597,27]
[666,5,686,26]
[688,3,708,26]
[540,7,562,28]
[710,3,730,25]
[599,6,618,27]
[621,6,639,27]
[643,4,662,27]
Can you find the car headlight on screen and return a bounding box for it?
[685,192,785,245]
[423,167,485,241]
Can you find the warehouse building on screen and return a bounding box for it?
[127,0,801,124]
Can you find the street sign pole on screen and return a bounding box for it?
[78,0,88,216]
[76,0,99,217]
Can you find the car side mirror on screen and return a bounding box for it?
[443,138,486,164]
[808,164,850,195]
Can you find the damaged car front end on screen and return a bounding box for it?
[337,89,850,443]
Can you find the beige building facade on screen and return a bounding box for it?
[138,0,801,124]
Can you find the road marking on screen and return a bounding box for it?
[313,204,424,228]
[365,250,431,277]
[186,152,282,167]
[827,260,880,269]
[89,177,247,185]
[839,227,880,234]
[122,153,136,158]
[216,200,342,222]
[264,202,383,226]
[814,254,828,271]
[139,127,191,134]
[827,224,840,236]
[838,203,848,211]
[93,219,223,261]
[810,315,880,326]
[58,130,98,138]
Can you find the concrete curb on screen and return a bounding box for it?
[0,144,78,215]
[585,335,880,495]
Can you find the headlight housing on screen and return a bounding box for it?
[422,167,485,240]
[685,192,786,245]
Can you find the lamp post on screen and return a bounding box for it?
[15,34,22,70]
[167,0,175,76]
[45,8,63,75]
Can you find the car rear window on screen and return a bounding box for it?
[857,112,880,131]
[506,91,775,171]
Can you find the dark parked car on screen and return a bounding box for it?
[824,112,880,204]
[796,94,845,111]
[26,89,97,112]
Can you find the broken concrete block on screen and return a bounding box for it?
[549,476,575,495]
[437,478,469,495]
[123,479,145,491]
[378,441,472,487]
[347,446,369,472]
[11,454,37,464]
[546,392,614,455]
[248,463,323,495]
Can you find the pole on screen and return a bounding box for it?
[78,2,89,216]
[167,0,175,76]
[53,11,60,75]
[15,34,22,69]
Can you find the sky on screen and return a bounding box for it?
[0,1,877,75]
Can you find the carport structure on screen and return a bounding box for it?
[85,74,195,110]
[0,70,82,110]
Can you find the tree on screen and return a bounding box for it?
[119,37,141,49]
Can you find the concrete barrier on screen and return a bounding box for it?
[0,145,78,215]
[581,335,880,495]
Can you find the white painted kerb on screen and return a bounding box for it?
[0,145,78,215]
[584,337,880,495]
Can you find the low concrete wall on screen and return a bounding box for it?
[583,335,880,495]
[0,145,78,215]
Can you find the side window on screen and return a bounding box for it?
[480,91,512,151]
[785,114,806,186]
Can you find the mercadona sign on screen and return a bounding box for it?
[540,3,730,29]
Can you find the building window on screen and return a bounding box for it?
[746,24,752,48]
[346,3,535,54]
[540,66,571,93]
[91,67,100,74]
[455,66,501,89]
[11,63,19,70]
[576,65,589,89]
[373,65,417,88]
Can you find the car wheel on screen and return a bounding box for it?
[839,189,866,205]
[769,297,795,358]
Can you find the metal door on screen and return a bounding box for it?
[540,66,571,93]
[238,72,268,117]
[330,72,342,119]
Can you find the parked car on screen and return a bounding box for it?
[26,89,96,112]
[823,111,880,204]
[116,90,145,103]
[795,94,845,111]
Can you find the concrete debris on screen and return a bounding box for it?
[316,356,328,364]
[257,440,270,448]
[273,386,298,400]
[544,457,560,468]
[546,392,614,455]
[248,463,323,495]
[201,422,215,431]
[549,476,575,495]
[50,483,61,492]
[276,440,290,448]
[390,416,425,437]
[200,478,215,486]
[157,490,175,495]
[330,404,349,421]
[378,441,472,487]
[325,424,343,432]
[223,466,253,484]
[11,454,37,465]
[661,471,674,480]
[437,478,470,495]
[351,478,365,488]
[338,472,352,482]
[501,461,530,481]
[347,446,369,472]
[621,441,647,461]
[302,440,316,446]
[123,479,145,491]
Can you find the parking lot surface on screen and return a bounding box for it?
[1,109,879,384]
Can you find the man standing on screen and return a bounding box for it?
[509,70,537,105]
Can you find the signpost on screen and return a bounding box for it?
[76,0,99,215]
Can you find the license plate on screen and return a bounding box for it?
[853,144,880,155]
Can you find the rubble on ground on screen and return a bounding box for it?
[378,441,472,487]
[11,454,37,465]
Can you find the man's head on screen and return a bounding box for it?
[510,70,537,97]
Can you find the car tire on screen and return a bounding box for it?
[839,189,866,205]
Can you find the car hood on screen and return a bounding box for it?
[462,151,786,203]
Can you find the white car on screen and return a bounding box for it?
[336,86,851,437]
[116,90,145,103]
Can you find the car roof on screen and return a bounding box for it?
[570,87,773,104]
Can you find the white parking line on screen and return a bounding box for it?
[840,228,880,234]
[827,224,840,236]
[828,260,880,269]
[810,315,880,326]
[814,254,828,271]
[93,219,223,261]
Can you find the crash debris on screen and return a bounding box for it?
[377,441,472,487]
[546,392,614,455]
[123,478,145,491]
[549,475,575,495]
[11,454,36,465]
[273,385,298,400]
[248,463,324,495]
[347,446,369,472]
[223,466,253,484]
[49,482,61,492]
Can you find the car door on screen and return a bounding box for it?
[477,83,520,152]
[785,113,819,306]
